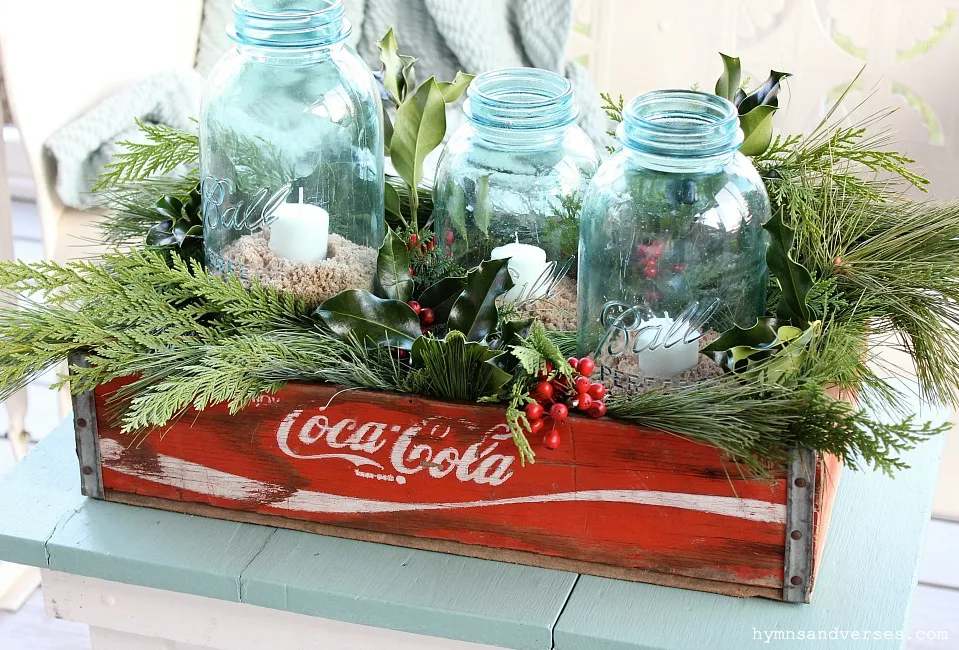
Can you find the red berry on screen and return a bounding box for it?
[567,357,579,370]
[407,300,422,315]
[587,383,606,400]
[445,230,455,245]
[644,258,658,268]
[409,267,415,277]
[532,381,554,403]
[577,357,595,377]
[421,326,429,335]
[529,418,545,435]
[537,362,554,380]
[673,263,685,272]
[525,402,544,421]
[543,428,561,449]
[409,233,418,245]
[549,403,568,420]
[588,400,607,418]
[643,267,657,279]
[577,393,593,411]
[573,376,591,393]
[420,308,435,325]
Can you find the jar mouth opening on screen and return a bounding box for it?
[229,0,351,50]
[464,68,578,132]
[619,90,743,158]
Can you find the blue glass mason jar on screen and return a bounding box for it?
[432,68,599,303]
[200,0,383,301]
[577,90,770,380]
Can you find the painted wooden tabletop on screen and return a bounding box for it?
[0,386,946,650]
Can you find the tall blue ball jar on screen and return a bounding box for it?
[577,90,770,380]
[432,68,599,301]
[200,0,383,298]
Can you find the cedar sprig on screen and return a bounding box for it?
[93,120,199,190]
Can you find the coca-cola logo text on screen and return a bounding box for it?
[276,410,515,486]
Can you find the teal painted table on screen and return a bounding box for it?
[0,386,946,650]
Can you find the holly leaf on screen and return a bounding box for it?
[489,317,533,373]
[373,231,413,302]
[382,104,394,153]
[738,70,791,114]
[448,258,513,342]
[146,220,176,247]
[376,28,417,105]
[702,317,779,363]
[739,105,778,156]
[315,290,421,350]
[714,53,742,102]
[418,275,467,325]
[391,77,447,194]
[155,196,183,221]
[765,208,813,327]
[438,71,474,103]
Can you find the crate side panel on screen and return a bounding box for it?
[95,381,788,589]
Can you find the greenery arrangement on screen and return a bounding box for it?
[0,45,954,476]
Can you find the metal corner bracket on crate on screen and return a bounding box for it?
[68,355,840,603]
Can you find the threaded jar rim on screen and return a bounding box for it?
[464,68,578,132]
[618,90,743,158]
[228,0,350,49]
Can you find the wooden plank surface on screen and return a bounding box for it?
[553,386,948,650]
[0,421,86,566]
[917,519,959,590]
[240,528,575,650]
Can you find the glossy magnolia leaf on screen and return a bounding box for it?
[374,231,413,303]
[417,275,467,325]
[438,71,474,103]
[765,208,813,327]
[376,28,417,105]
[382,104,394,153]
[384,181,402,221]
[738,70,792,115]
[714,53,742,102]
[739,104,778,156]
[448,257,513,342]
[315,289,421,350]
[391,77,447,194]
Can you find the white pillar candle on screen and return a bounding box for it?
[268,188,330,263]
[633,314,700,379]
[490,240,550,302]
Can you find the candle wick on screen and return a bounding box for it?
[298,187,304,204]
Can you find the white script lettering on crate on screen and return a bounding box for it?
[275,410,516,486]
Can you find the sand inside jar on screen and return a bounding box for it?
[219,229,377,306]
[515,276,578,331]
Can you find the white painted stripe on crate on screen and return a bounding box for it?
[99,439,786,523]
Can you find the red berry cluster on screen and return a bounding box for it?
[525,357,607,450]
[407,300,434,335]
[406,233,437,278]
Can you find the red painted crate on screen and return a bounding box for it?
[72,374,841,603]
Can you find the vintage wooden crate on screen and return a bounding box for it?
[71,373,841,603]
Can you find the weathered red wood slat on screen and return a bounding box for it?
[73,377,840,602]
